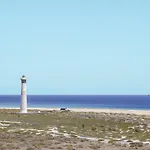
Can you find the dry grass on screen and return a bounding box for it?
[0,109,150,149]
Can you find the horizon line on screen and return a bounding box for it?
[0,94,149,96]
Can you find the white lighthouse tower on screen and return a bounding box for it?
[20,75,27,113]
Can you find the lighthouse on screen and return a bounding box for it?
[20,75,27,113]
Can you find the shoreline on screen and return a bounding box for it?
[1,107,150,115]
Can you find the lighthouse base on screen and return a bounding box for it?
[20,110,27,113]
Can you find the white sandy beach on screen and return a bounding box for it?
[71,108,150,115]
[1,107,150,116]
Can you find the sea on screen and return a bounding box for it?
[0,95,150,110]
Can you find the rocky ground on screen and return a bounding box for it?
[0,109,150,149]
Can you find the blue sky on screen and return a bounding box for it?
[0,0,150,95]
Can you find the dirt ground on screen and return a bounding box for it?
[0,109,150,150]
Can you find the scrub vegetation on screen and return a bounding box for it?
[0,109,150,150]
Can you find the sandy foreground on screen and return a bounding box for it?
[1,107,150,115]
[0,108,150,149]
